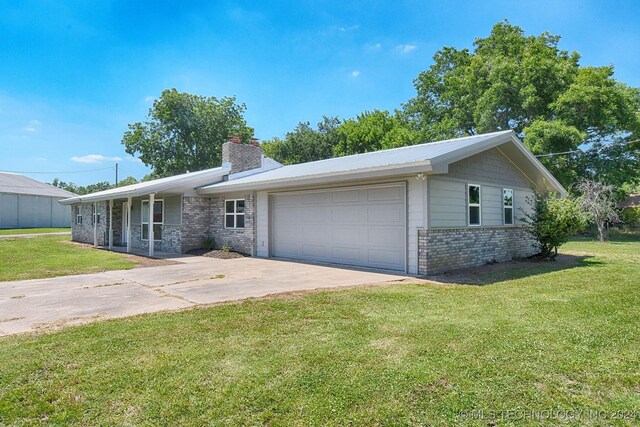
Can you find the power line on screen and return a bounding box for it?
[534,139,640,158]
[0,166,115,174]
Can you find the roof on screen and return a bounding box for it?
[59,165,230,205]
[619,194,640,209]
[198,130,565,194]
[0,172,76,198]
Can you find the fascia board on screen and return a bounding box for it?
[197,160,432,194]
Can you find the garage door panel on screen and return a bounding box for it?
[332,189,361,203]
[367,186,404,202]
[271,183,406,271]
[302,206,330,223]
[368,249,403,267]
[332,227,362,244]
[273,206,302,223]
[302,192,331,205]
[332,246,362,262]
[367,227,403,246]
[302,244,328,258]
[303,225,332,243]
[332,206,362,223]
[367,205,404,223]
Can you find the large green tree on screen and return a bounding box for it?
[261,117,341,165]
[402,20,640,188]
[335,110,420,156]
[122,89,253,178]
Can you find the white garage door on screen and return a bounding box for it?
[271,183,406,271]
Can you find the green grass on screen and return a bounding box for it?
[0,238,639,425]
[0,227,70,235]
[0,235,136,281]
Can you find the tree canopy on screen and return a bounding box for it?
[50,176,139,195]
[261,117,340,165]
[402,20,640,188]
[265,21,639,191]
[122,89,254,178]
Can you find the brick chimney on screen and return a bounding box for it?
[222,136,263,174]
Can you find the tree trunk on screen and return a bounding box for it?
[597,222,606,242]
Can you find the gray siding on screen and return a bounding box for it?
[0,193,70,228]
[428,179,467,228]
[428,147,537,229]
[446,146,533,188]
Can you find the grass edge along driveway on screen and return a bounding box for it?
[0,236,638,425]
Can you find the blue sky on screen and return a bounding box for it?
[1,0,639,185]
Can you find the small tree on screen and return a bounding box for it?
[522,192,585,258]
[573,179,621,242]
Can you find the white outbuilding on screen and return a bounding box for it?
[0,172,75,229]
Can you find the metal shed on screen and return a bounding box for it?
[0,172,75,228]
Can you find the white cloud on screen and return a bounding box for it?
[351,70,361,78]
[35,157,47,161]
[143,96,154,103]
[70,154,123,164]
[338,24,359,32]
[23,119,41,132]
[395,44,417,54]
[366,42,382,50]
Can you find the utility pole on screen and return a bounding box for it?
[115,163,119,187]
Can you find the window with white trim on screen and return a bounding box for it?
[91,204,100,225]
[468,184,481,226]
[75,206,82,225]
[142,199,163,240]
[503,188,514,225]
[225,199,245,229]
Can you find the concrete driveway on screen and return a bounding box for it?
[0,256,409,336]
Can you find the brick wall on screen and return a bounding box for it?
[418,226,538,275]
[181,196,212,253]
[209,193,255,255]
[71,202,107,245]
[222,142,263,174]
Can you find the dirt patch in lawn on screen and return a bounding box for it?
[185,248,248,259]
[424,253,589,285]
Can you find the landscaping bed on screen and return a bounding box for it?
[185,248,247,259]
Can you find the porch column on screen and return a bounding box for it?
[148,193,155,257]
[93,202,98,247]
[108,200,113,250]
[126,196,132,253]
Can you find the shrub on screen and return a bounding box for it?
[202,237,216,250]
[621,207,640,230]
[521,192,586,258]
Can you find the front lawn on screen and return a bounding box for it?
[0,227,70,236]
[0,235,136,281]
[0,237,638,425]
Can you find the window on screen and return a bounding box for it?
[142,199,163,240]
[503,188,514,225]
[91,204,100,225]
[75,206,82,225]
[225,199,245,229]
[468,184,481,226]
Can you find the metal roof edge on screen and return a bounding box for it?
[59,165,230,205]
[197,160,432,194]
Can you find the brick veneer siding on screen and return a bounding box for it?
[181,196,212,253]
[130,224,181,253]
[418,227,538,275]
[210,193,255,255]
[222,142,263,174]
[111,202,123,245]
[71,203,108,246]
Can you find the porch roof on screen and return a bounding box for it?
[59,165,230,205]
